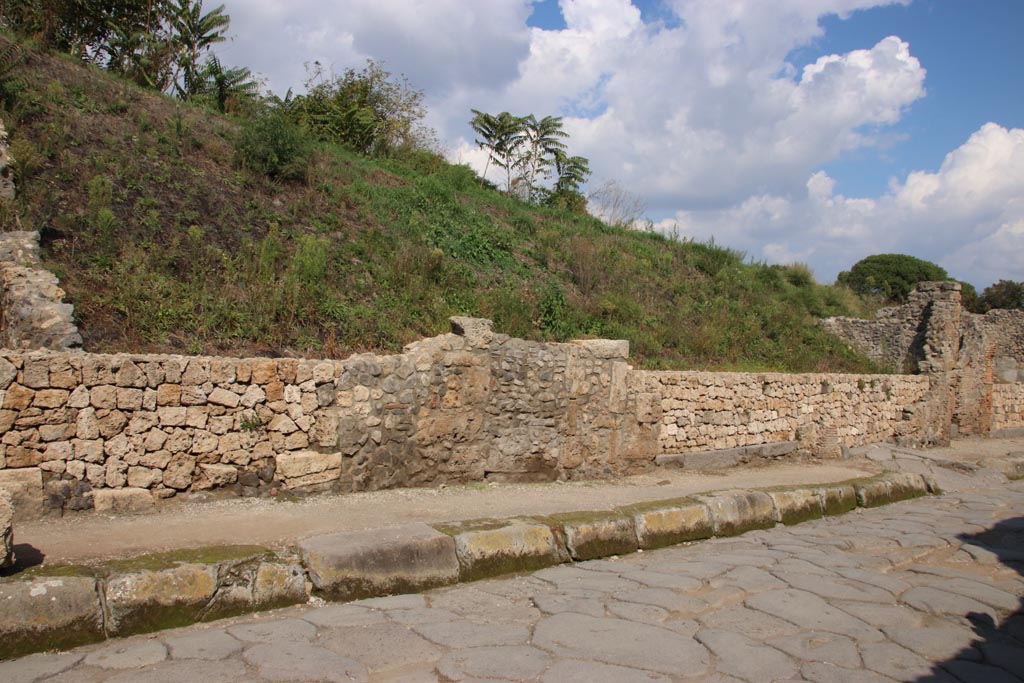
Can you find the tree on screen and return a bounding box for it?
[0,0,161,59]
[194,54,259,113]
[517,114,568,201]
[293,60,434,156]
[469,109,524,193]
[836,254,948,303]
[167,0,229,99]
[543,150,591,213]
[587,179,646,229]
[980,280,1024,311]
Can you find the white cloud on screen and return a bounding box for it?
[663,123,1024,288]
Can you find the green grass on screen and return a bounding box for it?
[0,34,879,372]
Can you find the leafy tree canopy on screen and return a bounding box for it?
[836,254,949,303]
[980,280,1024,311]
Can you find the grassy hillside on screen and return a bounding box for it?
[0,36,878,372]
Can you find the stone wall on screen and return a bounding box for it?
[823,281,1024,439]
[644,372,931,457]
[0,231,82,351]
[992,383,1024,434]
[0,320,660,517]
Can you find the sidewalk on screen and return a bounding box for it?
[1,437,1021,661]
[14,436,1024,565]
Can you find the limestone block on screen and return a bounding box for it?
[437,519,569,582]
[93,488,154,514]
[104,563,218,636]
[618,498,714,549]
[253,562,309,609]
[0,356,17,389]
[698,491,776,537]
[127,466,161,489]
[89,384,117,409]
[163,453,197,490]
[543,511,639,561]
[0,467,45,521]
[0,577,104,660]
[300,523,459,601]
[268,413,298,434]
[768,489,824,525]
[208,387,241,408]
[817,484,858,516]
[275,450,341,489]
[1,488,13,569]
[2,383,34,410]
[194,463,238,490]
[449,316,494,348]
[571,338,630,359]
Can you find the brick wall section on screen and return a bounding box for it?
[644,371,930,456]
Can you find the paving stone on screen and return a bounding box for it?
[832,601,926,630]
[532,612,710,676]
[105,659,247,683]
[0,651,84,683]
[696,628,799,682]
[613,586,703,612]
[802,662,905,683]
[900,586,1001,622]
[859,641,935,680]
[617,568,702,591]
[82,639,167,670]
[302,603,389,628]
[320,622,442,671]
[766,630,862,668]
[698,605,802,640]
[356,593,428,610]
[540,659,674,682]
[387,607,460,625]
[746,589,884,641]
[436,645,551,681]
[712,566,787,592]
[411,619,530,648]
[226,617,317,643]
[163,628,243,660]
[771,571,895,603]
[605,600,671,625]
[533,565,642,593]
[243,641,368,682]
[884,624,983,661]
[530,591,607,617]
[914,576,1021,612]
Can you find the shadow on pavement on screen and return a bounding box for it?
[914,516,1024,682]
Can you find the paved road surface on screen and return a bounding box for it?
[3,479,1022,682]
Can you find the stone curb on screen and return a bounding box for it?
[0,471,932,660]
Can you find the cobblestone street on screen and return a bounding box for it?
[3,477,1023,682]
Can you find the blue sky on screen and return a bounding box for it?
[226,0,1023,287]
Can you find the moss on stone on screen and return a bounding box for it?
[97,545,272,575]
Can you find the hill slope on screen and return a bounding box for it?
[0,36,877,372]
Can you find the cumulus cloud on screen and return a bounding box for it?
[660,123,1024,287]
